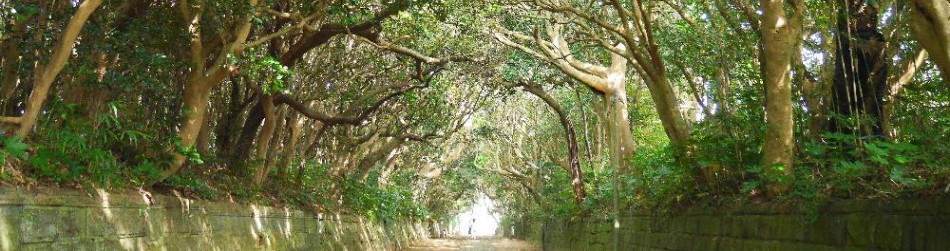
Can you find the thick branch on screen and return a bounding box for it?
[280,1,410,66]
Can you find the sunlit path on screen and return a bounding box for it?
[452,195,500,237]
[399,237,539,251]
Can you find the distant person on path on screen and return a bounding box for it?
[469,218,476,239]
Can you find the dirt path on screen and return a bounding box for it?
[398,236,539,251]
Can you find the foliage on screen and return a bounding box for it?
[342,169,428,221]
[799,133,931,197]
[25,100,164,188]
[0,135,28,166]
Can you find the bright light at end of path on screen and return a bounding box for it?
[454,195,500,236]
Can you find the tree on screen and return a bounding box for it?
[829,0,888,136]
[517,80,586,205]
[759,0,805,196]
[494,15,635,173]
[157,0,326,184]
[529,0,694,153]
[0,0,103,138]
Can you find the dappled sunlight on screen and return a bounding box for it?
[252,205,263,231]
[97,189,113,218]
[95,189,138,250]
[0,208,11,251]
[398,237,539,251]
[281,207,291,237]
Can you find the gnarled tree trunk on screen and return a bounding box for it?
[252,94,277,186]
[910,0,950,80]
[162,76,215,181]
[155,0,258,184]
[521,83,586,205]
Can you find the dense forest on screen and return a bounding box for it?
[1,0,949,225]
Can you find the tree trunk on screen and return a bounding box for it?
[591,98,606,160]
[883,50,929,138]
[215,78,244,157]
[356,138,405,180]
[296,123,325,186]
[909,0,950,80]
[252,94,277,186]
[715,63,733,118]
[521,84,586,205]
[645,77,692,148]
[278,114,303,184]
[161,77,212,182]
[759,0,804,196]
[0,15,30,116]
[604,92,636,174]
[154,0,259,185]
[7,0,103,138]
[265,107,287,168]
[232,100,265,175]
[195,104,214,156]
[260,106,287,186]
[830,0,888,136]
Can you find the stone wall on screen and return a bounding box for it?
[537,198,950,250]
[0,187,426,251]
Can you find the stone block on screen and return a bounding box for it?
[716,237,746,251]
[719,216,741,238]
[925,218,950,251]
[142,208,167,241]
[18,239,95,251]
[289,217,312,234]
[163,235,211,251]
[95,237,149,250]
[649,217,669,233]
[772,215,806,241]
[208,215,250,236]
[793,243,841,251]
[18,207,84,243]
[804,215,845,245]
[845,214,876,247]
[85,208,148,238]
[0,206,22,251]
[871,215,903,250]
[737,216,759,238]
[696,216,720,236]
[162,208,207,234]
[900,217,927,250]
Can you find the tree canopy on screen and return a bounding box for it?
[1,0,949,223]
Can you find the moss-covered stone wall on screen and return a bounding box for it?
[538,198,950,250]
[0,187,425,251]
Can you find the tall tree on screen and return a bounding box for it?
[530,0,693,151]
[759,0,805,196]
[495,19,635,173]
[517,81,586,205]
[830,0,888,136]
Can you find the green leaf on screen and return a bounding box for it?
[864,142,887,156]
[894,155,910,164]
[3,136,28,159]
